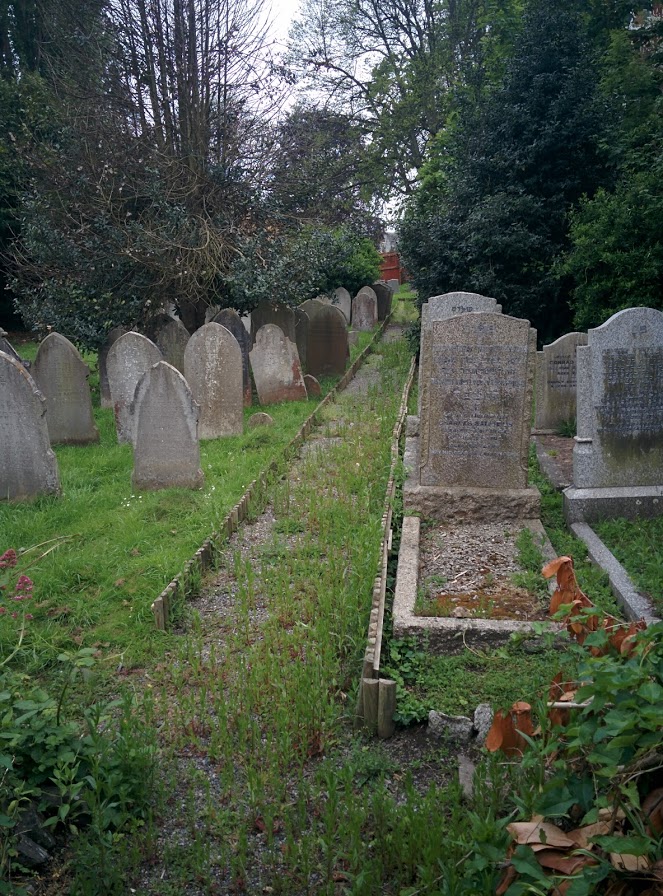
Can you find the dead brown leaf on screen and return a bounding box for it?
[507,820,575,850]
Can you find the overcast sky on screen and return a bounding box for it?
[268,0,302,46]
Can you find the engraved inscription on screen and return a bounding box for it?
[598,349,663,438]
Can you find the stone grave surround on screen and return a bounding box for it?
[0,350,61,501]
[418,292,502,419]
[183,322,244,439]
[564,307,663,523]
[132,361,204,491]
[352,290,378,332]
[249,323,307,405]
[33,332,99,445]
[107,331,162,444]
[534,331,587,432]
[404,311,539,522]
[211,308,252,407]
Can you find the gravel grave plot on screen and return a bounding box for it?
[418,521,549,621]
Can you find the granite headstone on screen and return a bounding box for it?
[535,332,587,431]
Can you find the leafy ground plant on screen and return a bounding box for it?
[486,558,662,896]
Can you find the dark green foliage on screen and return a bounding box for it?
[400,0,616,343]
[270,106,383,240]
[226,224,382,310]
[562,28,663,329]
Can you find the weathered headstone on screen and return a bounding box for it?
[535,332,587,431]
[248,412,274,428]
[132,361,204,490]
[404,312,539,521]
[387,278,400,293]
[372,282,393,321]
[249,324,307,405]
[33,333,99,445]
[99,327,127,408]
[418,293,502,419]
[145,315,190,373]
[250,301,296,346]
[183,322,243,439]
[306,304,349,377]
[0,351,61,501]
[212,308,252,406]
[107,331,162,444]
[564,308,663,521]
[352,290,378,331]
[334,287,352,323]
[304,374,321,398]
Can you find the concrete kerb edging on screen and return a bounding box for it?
[151,315,393,630]
[355,354,417,737]
[570,523,660,625]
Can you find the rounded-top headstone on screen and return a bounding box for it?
[0,350,61,501]
[352,290,378,332]
[107,331,162,444]
[33,332,99,445]
[144,315,190,374]
[183,322,243,439]
[132,361,204,491]
[249,323,307,405]
[250,301,296,346]
[99,326,128,408]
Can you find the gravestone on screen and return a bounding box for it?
[334,287,352,323]
[0,351,61,501]
[418,293,502,419]
[250,324,307,405]
[306,304,349,377]
[145,315,189,373]
[33,333,99,445]
[304,374,321,398]
[353,287,377,325]
[352,290,378,331]
[99,327,127,408]
[132,361,204,490]
[387,278,400,293]
[294,307,310,371]
[212,308,252,406]
[564,308,663,522]
[107,331,162,444]
[404,312,539,521]
[372,282,393,321]
[535,332,587,431]
[183,322,243,439]
[250,301,296,346]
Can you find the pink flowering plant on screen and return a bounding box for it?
[0,548,35,667]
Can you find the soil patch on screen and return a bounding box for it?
[418,521,548,621]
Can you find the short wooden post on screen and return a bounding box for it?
[362,678,379,732]
[377,679,397,739]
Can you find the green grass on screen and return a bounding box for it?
[593,517,663,614]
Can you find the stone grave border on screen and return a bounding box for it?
[151,317,392,630]
[355,354,417,738]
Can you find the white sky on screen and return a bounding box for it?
[268,0,302,46]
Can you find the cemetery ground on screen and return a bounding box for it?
[2,309,662,895]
